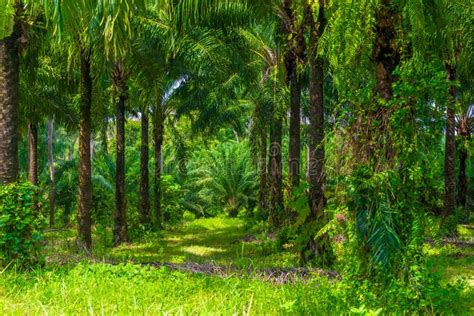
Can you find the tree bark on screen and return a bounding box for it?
[0,5,20,184]
[77,49,93,252]
[458,144,467,208]
[300,0,332,265]
[48,119,55,227]
[268,110,283,227]
[140,111,151,226]
[288,76,301,188]
[28,121,38,186]
[113,63,128,245]
[258,127,268,214]
[282,0,305,190]
[373,0,400,163]
[307,1,326,226]
[457,114,469,215]
[442,64,457,220]
[153,100,165,228]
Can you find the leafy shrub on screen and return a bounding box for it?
[189,141,258,217]
[0,182,45,266]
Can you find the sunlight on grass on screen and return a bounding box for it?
[425,243,474,286]
[181,245,226,257]
[458,225,474,239]
[0,219,472,314]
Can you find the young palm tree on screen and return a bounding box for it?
[191,142,257,217]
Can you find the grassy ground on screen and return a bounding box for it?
[110,217,297,268]
[1,217,473,315]
[43,217,297,269]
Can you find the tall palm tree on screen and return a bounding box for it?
[46,0,106,251]
[0,1,22,184]
[130,0,262,227]
[422,0,474,223]
[281,0,305,191]
[240,22,285,226]
[45,0,146,249]
[304,0,329,264]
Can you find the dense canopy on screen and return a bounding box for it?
[0,0,473,314]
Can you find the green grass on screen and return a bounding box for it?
[44,217,298,269]
[1,217,473,315]
[425,244,474,286]
[0,263,345,315]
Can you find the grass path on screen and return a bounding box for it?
[0,218,472,314]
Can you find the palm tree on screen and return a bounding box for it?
[0,1,22,184]
[304,0,329,264]
[110,61,129,245]
[240,22,285,226]
[129,0,262,227]
[45,0,146,249]
[423,0,474,223]
[281,0,306,191]
[139,105,151,225]
[191,142,257,217]
[45,0,103,251]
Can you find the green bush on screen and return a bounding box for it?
[0,182,45,266]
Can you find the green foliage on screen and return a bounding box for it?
[0,218,473,315]
[189,141,258,217]
[0,0,14,39]
[0,183,45,266]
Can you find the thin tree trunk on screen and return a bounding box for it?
[288,76,301,188]
[458,145,467,208]
[28,121,38,186]
[77,49,93,252]
[282,0,304,190]
[113,63,128,245]
[0,4,20,184]
[457,115,469,215]
[258,128,268,214]
[153,100,165,228]
[442,63,457,221]
[48,119,55,227]
[302,0,331,265]
[268,111,283,227]
[140,111,151,225]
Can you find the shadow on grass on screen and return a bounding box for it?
[43,217,299,268]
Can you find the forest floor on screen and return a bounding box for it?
[0,217,473,314]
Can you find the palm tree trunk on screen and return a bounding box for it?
[288,76,301,188]
[140,111,151,225]
[48,119,55,227]
[442,63,457,221]
[458,144,467,207]
[282,0,304,190]
[0,8,20,184]
[307,0,325,226]
[258,127,268,214]
[113,63,128,245]
[28,121,38,186]
[300,0,332,265]
[268,111,283,227]
[457,115,469,218]
[77,49,93,252]
[153,100,165,228]
[373,0,399,163]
